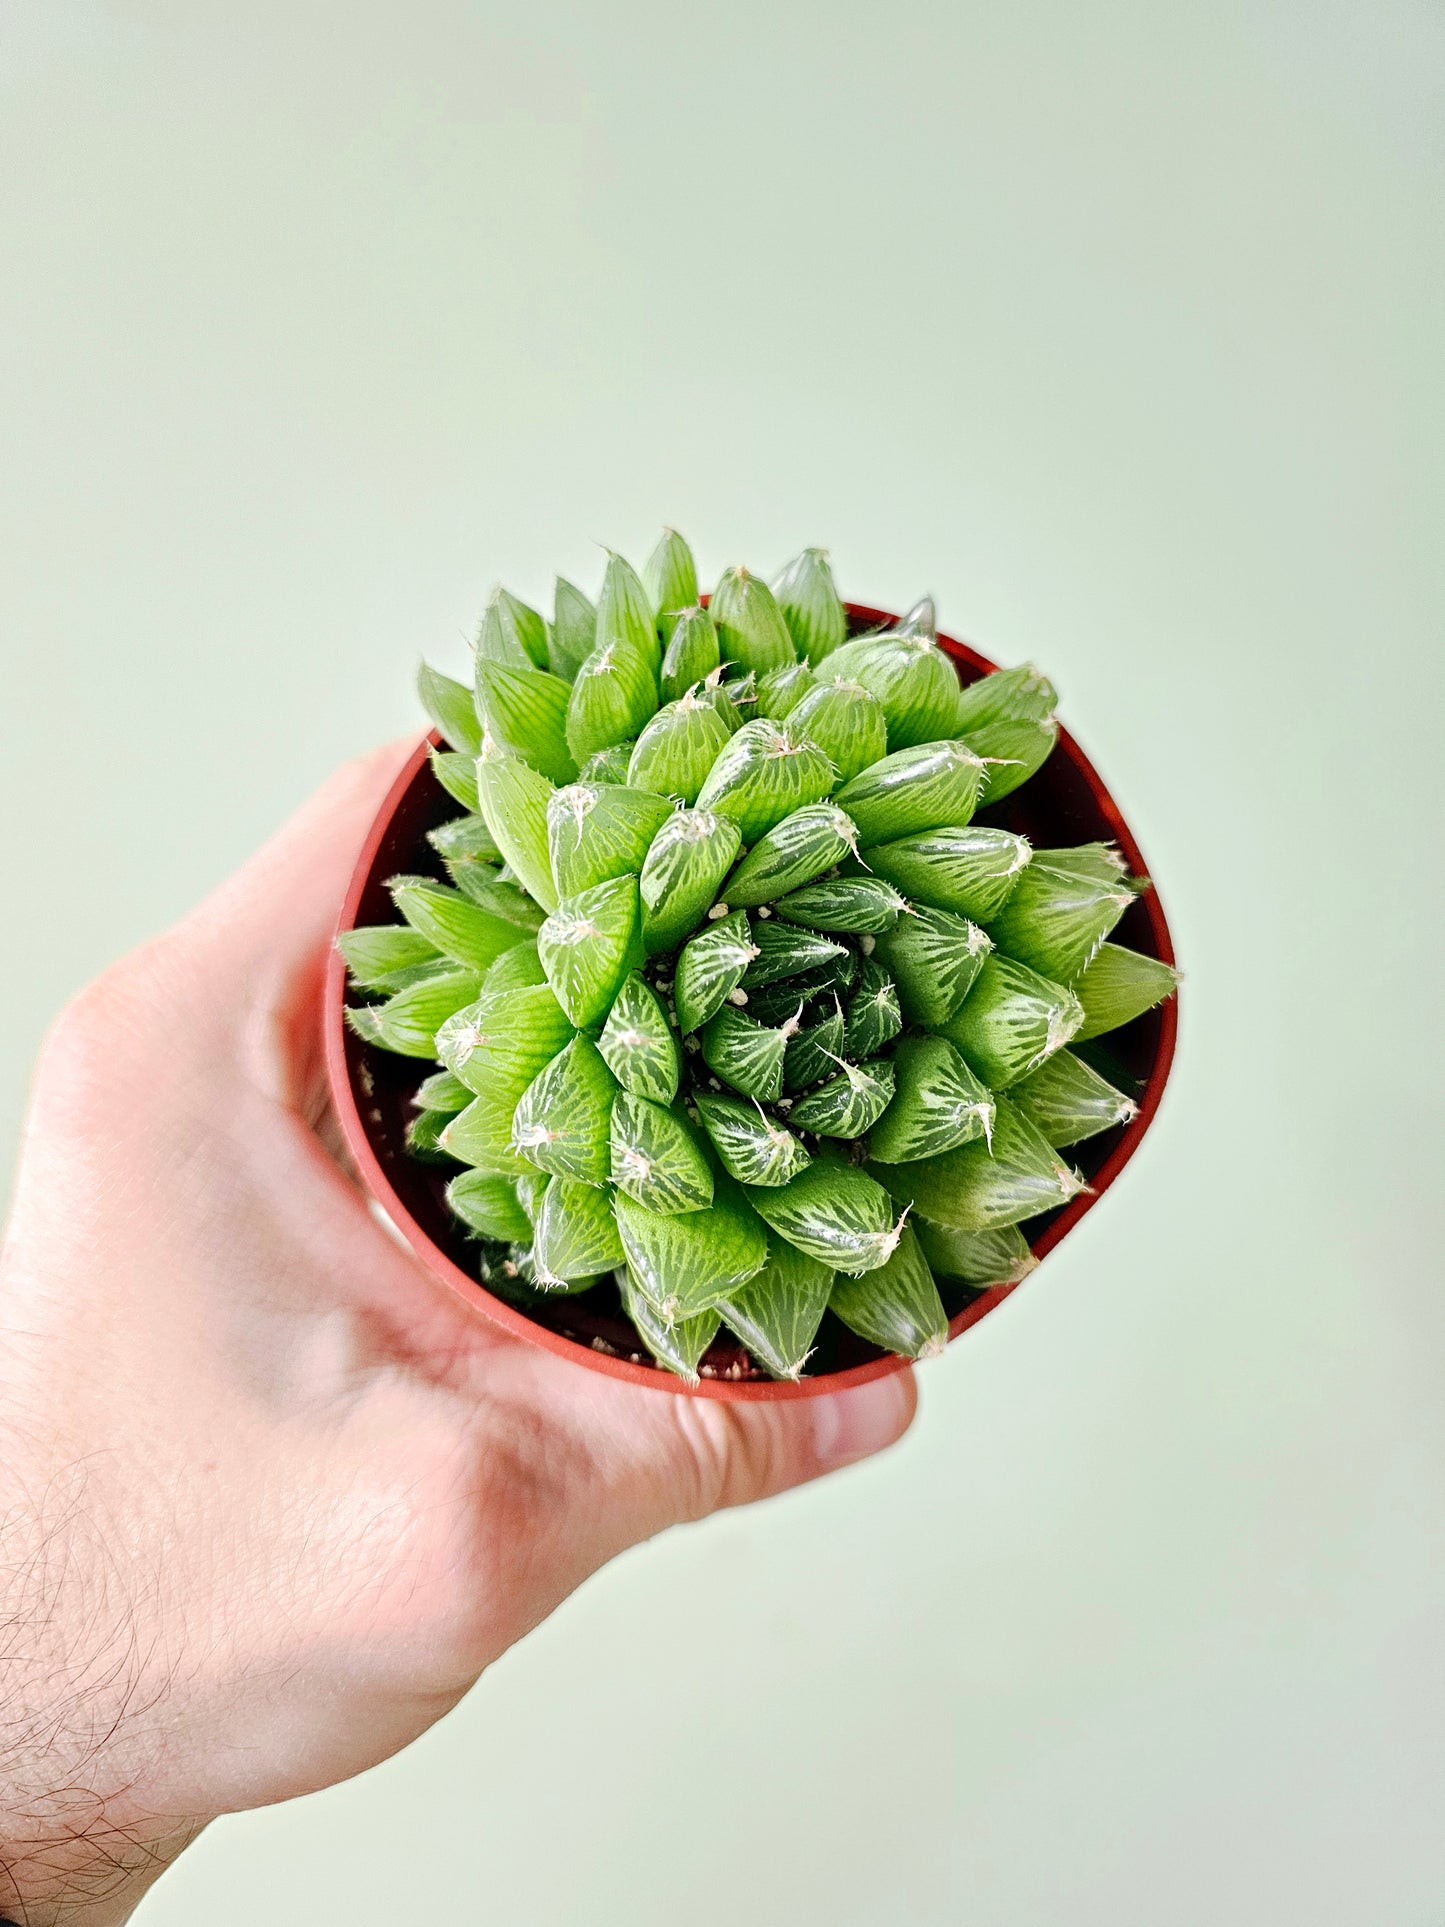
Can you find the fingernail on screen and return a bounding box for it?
[813,1372,913,1468]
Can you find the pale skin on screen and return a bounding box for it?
[0,746,916,1926]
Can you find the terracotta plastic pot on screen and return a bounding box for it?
[325,604,1177,1400]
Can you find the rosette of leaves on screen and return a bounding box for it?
[341,534,1176,1385]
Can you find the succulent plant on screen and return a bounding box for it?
[340,533,1176,1385]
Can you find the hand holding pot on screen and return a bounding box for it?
[0,745,915,1927]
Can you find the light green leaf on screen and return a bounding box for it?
[565,633,659,763]
[986,849,1139,983]
[474,661,577,785]
[832,739,986,843]
[722,1234,834,1379]
[533,1177,625,1282]
[511,1035,619,1184]
[446,1171,533,1244]
[644,528,699,637]
[1072,942,1179,1040]
[418,662,482,754]
[773,876,907,935]
[430,747,480,812]
[659,606,720,703]
[371,969,484,1058]
[787,1057,896,1138]
[388,876,530,975]
[336,924,439,991]
[788,681,888,785]
[674,910,759,1034]
[866,1034,994,1163]
[625,695,732,806]
[870,1094,1085,1231]
[609,1094,714,1214]
[699,1004,790,1103]
[913,1218,1036,1286]
[546,782,674,899]
[939,953,1083,1089]
[477,586,550,670]
[724,802,859,909]
[828,1224,948,1359]
[474,749,558,912]
[863,825,1033,923]
[538,876,643,1028]
[745,1157,900,1276]
[773,547,848,665]
[434,983,574,1097]
[872,903,992,1025]
[710,566,797,676]
[614,1171,768,1321]
[1008,1047,1137,1147]
[597,973,681,1102]
[692,1092,812,1187]
[618,1267,720,1384]
[695,719,835,845]
[549,577,598,682]
[638,809,742,955]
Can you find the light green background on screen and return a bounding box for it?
[3,3,1443,1921]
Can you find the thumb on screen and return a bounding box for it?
[547,1361,920,1567]
[668,1369,920,1517]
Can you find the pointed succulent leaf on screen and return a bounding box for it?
[474,749,558,911]
[406,1106,458,1163]
[698,669,747,732]
[579,741,634,784]
[773,876,907,935]
[746,947,858,1025]
[618,1268,721,1384]
[609,1094,714,1214]
[388,876,526,975]
[872,904,992,1025]
[515,1170,550,1224]
[434,983,574,1098]
[828,1224,948,1359]
[1008,1047,1138,1146]
[659,606,721,703]
[596,551,660,667]
[710,566,797,677]
[787,1056,896,1138]
[625,694,731,805]
[841,957,903,1059]
[833,739,986,843]
[692,1092,812,1187]
[1072,942,1179,1040]
[864,825,1033,922]
[722,1234,834,1379]
[337,924,439,991]
[638,809,742,955]
[753,660,814,721]
[538,875,642,1028]
[597,973,680,1102]
[428,812,502,863]
[615,1171,768,1321]
[674,910,759,1033]
[783,1002,846,1091]
[818,633,960,750]
[477,586,550,670]
[474,661,577,785]
[969,715,1060,803]
[418,662,482,754]
[511,1035,619,1183]
[913,1218,1037,1286]
[773,547,848,665]
[548,577,598,682]
[787,681,888,785]
[985,850,1137,982]
[415,1067,473,1113]
[872,1094,1085,1231]
[939,953,1083,1089]
[866,1034,994,1163]
[892,595,937,639]
[532,1177,625,1282]
[695,720,835,845]
[480,938,548,994]
[565,633,659,764]
[446,1171,533,1244]
[438,1087,532,1176]
[371,970,484,1057]
[546,781,674,898]
[741,920,849,987]
[446,863,545,928]
[430,747,481,812]
[699,1004,790,1103]
[953,663,1057,732]
[644,529,699,638]
[745,1156,901,1276]
[724,802,859,909]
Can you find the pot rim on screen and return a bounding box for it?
[323,604,1177,1400]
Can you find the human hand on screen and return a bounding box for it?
[0,746,916,1927]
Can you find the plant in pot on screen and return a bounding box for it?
[328,532,1177,1395]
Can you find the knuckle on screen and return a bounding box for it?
[672,1402,792,1520]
